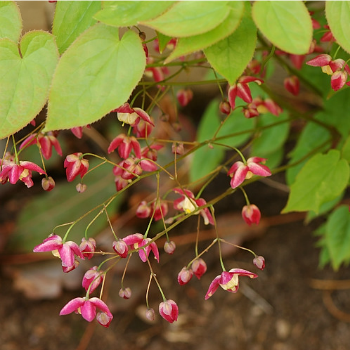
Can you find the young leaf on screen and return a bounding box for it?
[325,206,350,270]
[94,1,175,27]
[190,100,225,183]
[142,1,230,38]
[45,26,145,132]
[0,31,59,139]
[53,1,102,54]
[204,2,257,85]
[0,1,22,42]
[252,1,312,55]
[326,1,350,54]
[165,1,244,63]
[282,150,349,214]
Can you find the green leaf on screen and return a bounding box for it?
[325,206,350,270]
[282,150,349,214]
[94,1,175,27]
[252,1,312,55]
[251,112,289,156]
[305,194,343,223]
[0,31,59,139]
[165,1,244,63]
[53,1,102,54]
[142,1,230,38]
[190,100,225,183]
[157,32,173,54]
[6,159,124,253]
[342,134,350,162]
[326,1,350,54]
[0,1,22,42]
[45,26,145,132]
[204,2,257,85]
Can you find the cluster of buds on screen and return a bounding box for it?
[177,258,207,285]
[306,54,350,91]
[136,199,169,221]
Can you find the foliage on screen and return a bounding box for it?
[1,0,350,327]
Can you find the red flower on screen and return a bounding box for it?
[284,76,300,96]
[191,258,207,279]
[64,153,89,182]
[177,88,193,107]
[205,268,258,300]
[159,299,178,323]
[242,204,261,226]
[108,134,141,159]
[123,233,159,263]
[112,103,154,126]
[82,266,104,293]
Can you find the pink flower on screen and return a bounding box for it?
[123,233,159,263]
[320,25,335,42]
[242,204,261,226]
[79,237,96,259]
[253,256,265,270]
[205,268,258,300]
[60,297,113,327]
[284,76,300,96]
[191,258,207,279]
[227,157,271,189]
[159,299,178,323]
[178,267,193,285]
[252,97,283,116]
[108,134,141,159]
[132,116,154,137]
[0,153,46,188]
[82,266,104,293]
[150,200,168,221]
[64,153,89,182]
[136,201,151,219]
[112,239,129,258]
[177,88,193,107]
[228,76,264,110]
[173,188,214,225]
[112,103,154,126]
[33,234,84,272]
[20,132,62,160]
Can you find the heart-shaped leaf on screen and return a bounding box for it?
[204,2,256,85]
[0,31,59,139]
[0,1,22,42]
[142,1,230,38]
[53,1,102,54]
[165,1,244,63]
[94,1,175,27]
[45,25,145,132]
[252,1,312,55]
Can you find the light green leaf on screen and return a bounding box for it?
[326,2,350,54]
[53,1,102,54]
[0,1,22,42]
[95,1,174,27]
[252,1,312,55]
[190,100,225,183]
[165,1,244,63]
[6,159,124,253]
[282,150,349,214]
[45,26,145,132]
[142,1,230,38]
[325,206,350,270]
[204,2,256,85]
[0,31,59,139]
[342,134,350,162]
[157,32,173,54]
[251,112,289,156]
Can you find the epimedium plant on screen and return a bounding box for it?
[1,0,350,327]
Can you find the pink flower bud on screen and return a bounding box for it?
[42,176,55,191]
[76,183,87,193]
[145,308,155,321]
[191,258,207,279]
[219,100,231,115]
[172,143,184,155]
[80,237,96,259]
[136,201,151,218]
[119,287,132,299]
[284,76,300,96]
[253,256,265,270]
[331,70,347,91]
[113,239,129,258]
[242,204,261,226]
[159,299,178,323]
[177,89,193,107]
[164,240,176,255]
[82,266,104,293]
[177,267,193,285]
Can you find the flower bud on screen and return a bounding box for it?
[119,287,132,299]
[253,255,265,270]
[113,239,129,258]
[284,76,300,96]
[42,176,55,191]
[145,308,155,321]
[176,88,193,107]
[191,258,207,279]
[242,204,261,226]
[219,100,231,115]
[172,142,184,155]
[136,201,151,219]
[164,240,176,255]
[82,266,104,293]
[79,237,96,259]
[177,267,193,285]
[159,299,178,323]
[76,183,87,193]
